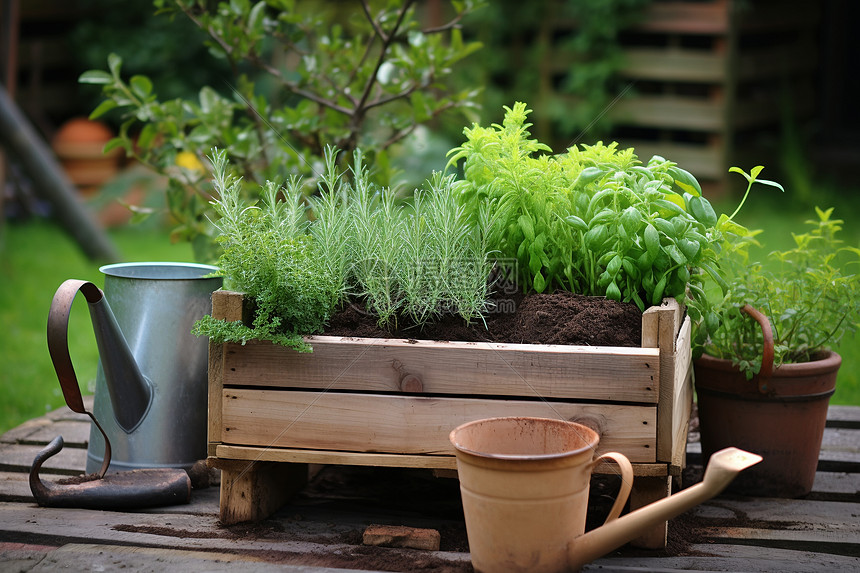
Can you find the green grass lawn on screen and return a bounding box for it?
[0,219,194,435]
[1,185,858,436]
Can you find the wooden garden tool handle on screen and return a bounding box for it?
[740,304,774,394]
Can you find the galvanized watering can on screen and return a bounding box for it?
[33,262,221,509]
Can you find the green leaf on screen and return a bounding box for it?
[754,178,786,192]
[78,70,113,85]
[606,281,621,301]
[665,243,687,265]
[575,166,605,187]
[687,195,717,227]
[651,275,667,306]
[89,99,118,119]
[130,75,153,99]
[653,198,688,217]
[102,137,129,155]
[107,53,123,77]
[678,238,700,261]
[564,214,588,232]
[533,271,547,293]
[644,224,660,257]
[137,123,158,150]
[518,214,535,242]
[606,254,622,276]
[669,166,702,196]
[248,1,266,31]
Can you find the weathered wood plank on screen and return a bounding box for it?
[0,471,64,502]
[669,318,692,469]
[692,498,860,533]
[621,47,725,83]
[616,140,723,180]
[214,289,660,403]
[215,445,673,477]
[634,1,729,35]
[221,390,658,462]
[643,299,690,465]
[610,96,724,131]
[44,396,93,422]
[207,339,225,457]
[0,444,86,476]
[589,543,860,572]
[41,544,296,572]
[216,445,457,470]
[0,503,471,565]
[628,475,671,549]
[811,472,860,497]
[213,459,307,525]
[222,337,661,403]
[828,405,860,427]
[4,421,90,448]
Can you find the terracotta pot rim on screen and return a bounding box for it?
[695,350,842,378]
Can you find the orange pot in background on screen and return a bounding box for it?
[52,118,122,196]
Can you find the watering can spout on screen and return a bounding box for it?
[49,280,152,434]
[570,447,762,570]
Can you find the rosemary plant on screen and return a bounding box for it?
[193,150,339,351]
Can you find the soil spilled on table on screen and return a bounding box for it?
[325,291,643,347]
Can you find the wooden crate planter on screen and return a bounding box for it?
[207,290,693,547]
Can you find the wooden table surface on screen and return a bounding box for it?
[1,397,858,572]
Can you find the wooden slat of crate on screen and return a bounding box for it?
[610,96,723,131]
[214,444,672,478]
[222,337,660,403]
[621,43,817,85]
[621,48,726,83]
[634,1,729,35]
[623,140,723,180]
[643,301,692,467]
[221,389,657,463]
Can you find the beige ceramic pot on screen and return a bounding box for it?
[449,416,762,572]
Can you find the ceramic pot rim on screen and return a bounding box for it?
[696,350,842,378]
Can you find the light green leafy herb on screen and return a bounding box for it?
[447,102,721,311]
[692,185,860,378]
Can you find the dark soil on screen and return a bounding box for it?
[325,291,643,347]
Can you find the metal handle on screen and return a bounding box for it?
[740,304,774,394]
[592,451,634,524]
[46,279,111,477]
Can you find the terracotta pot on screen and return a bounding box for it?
[694,305,841,497]
[52,118,122,194]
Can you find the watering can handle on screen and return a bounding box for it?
[593,451,634,523]
[740,304,774,394]
[46,279,112,477]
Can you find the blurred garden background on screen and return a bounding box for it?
[1,0,858,435]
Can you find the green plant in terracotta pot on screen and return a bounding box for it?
[689,167,860,498]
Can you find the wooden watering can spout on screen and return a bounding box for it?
[570,447,762,570]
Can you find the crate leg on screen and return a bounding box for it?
[628,475,671,549]
[213,459,308,525]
